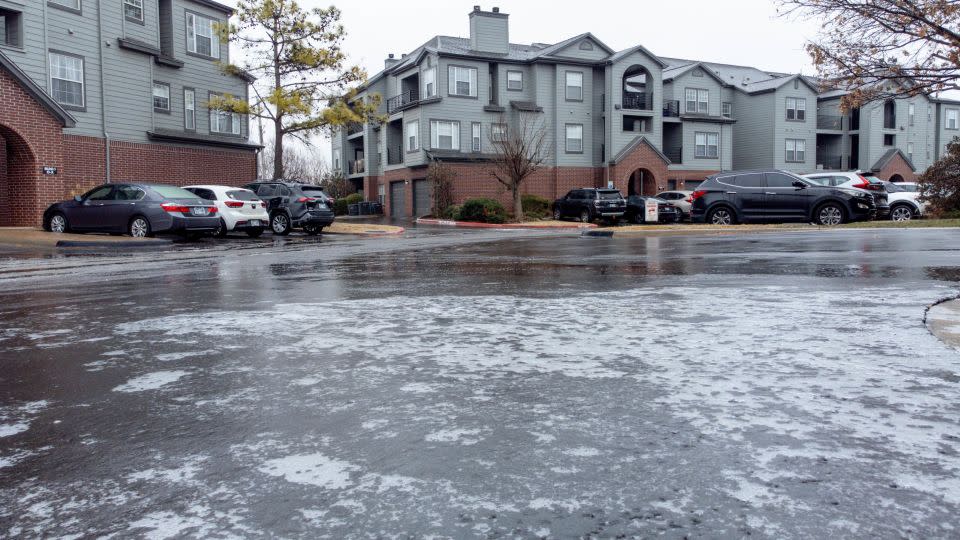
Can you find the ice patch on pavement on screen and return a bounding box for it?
[425,428,482,445]
[113,371,189,393]
[258,453,358,489]
[126,511,207,539]
[0,401,49,438]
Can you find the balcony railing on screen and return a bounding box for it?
[386,146,403,165]
[663,100,680,118]
[346,122,363,136]
[817,154,843,170]
[349,159,365,175]
[664,147,682,164]
[817,114,843,130]
[386,88,420,114]
[622,92,653,111]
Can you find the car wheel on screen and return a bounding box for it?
[303,225,321,236]
[246,228,264,238]
[890,205,913,222]
[214,219,228,237]
[48,212,69,233]
[553,207,562,221]
[816,203,845,226]
[128,216,152,238]
[580,209,591,223]
[271,213,291,236]
[706,207,735,226]
[632,212,644,225]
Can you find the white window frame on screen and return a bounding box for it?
[565,71,583,101]
[186,12,220,59]
[506,70,523,91]
[422,67,436,98]
[908,142,914,161]
[785,138,806,162]
[565,124,583,153]
[123,0,144,22]
[722,102,732,118]
[694,132,719,158]
[471,122,481,152]
[209,93,241,136]
[786,97,806,121]
[447,66,477,97]
[152,81,170,112]
[48,52,84,109]
[48,0,80,11]
[430,120,460,150]
[406,120,419,152]
[685,88,708,114]
[946,109,959,130]
[908,103,915,126]
[491,123,506,143]
[184,88,196,130]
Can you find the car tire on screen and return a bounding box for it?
[706,206,736,226]
[47,212,69,233]
[553,207,562,221]
[246,228,264,238]
[271,213,291,236]
[815,203,845,226]
[890,204,914,222]
[580,209,592,223]
[128,216,152,238]
[632,212,644,225]
[213,219,228,237]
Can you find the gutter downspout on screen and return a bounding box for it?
[96,0,111,183]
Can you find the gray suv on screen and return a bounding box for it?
[243,181,335,235]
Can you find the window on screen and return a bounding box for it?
[124,0,143,22]
[685,88,708,114]
[83,185,113,200]
[49,52,84,108]
[506,70,522,91]
[406,121,419,152]
[732,173,763,188]
[491,123,506,142]
[184,88,195,130]
[186,12,220,59]
[908,103,915,126]
[786,97,806,121]
[422,67,436,98]
[947,109,959,130]
[766,172,798,188]
[692,69,703,78]
[447,66,477,97]
[883,133,895,146]
[430,120,460,150]
[908,142,914,161]
[785,138,806,162]
[48,0,81,12]
[578,41,593,51]
[116,186,146,201]
[471,122,481,152]
[694,132,718,158]
[209,94,241,135]
[152,82,170,112]
[722,102,732,118]
[565,124,583,153]
[0,8,22,48]
[565,72,583,101]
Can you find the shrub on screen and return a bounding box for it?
[344,193,363,204]
[334,193,363,215]
[521,194,551,220]
[918,137,960,215]
[442,204,462,220]
[458,198,507,223]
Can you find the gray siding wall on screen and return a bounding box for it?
[673,69,725,117]
[607,50,663,160]
[938,102,960,159]
[554,63,595,167]
[551,38,610,62]
[670,120,732,171]
[468,13,508,54]
[731,91,774,169]
[773,84,817,172]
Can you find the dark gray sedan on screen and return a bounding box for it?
[42,183,220,237]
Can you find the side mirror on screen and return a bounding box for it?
[792,181,806,189]
[74,195,83,202]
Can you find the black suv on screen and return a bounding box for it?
[689,170,876,226]
[553,188,626,223]
[243,181,335,235]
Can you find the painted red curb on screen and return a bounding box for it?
[416,218,597,230]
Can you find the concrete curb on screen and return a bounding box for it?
[55,239,173,248]
[416,218,597,230]
[925,297,960,350]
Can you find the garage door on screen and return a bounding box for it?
[412,179,430,217]
[389,181,406,218]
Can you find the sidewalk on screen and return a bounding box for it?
[0,227,170,249]
[927,298,960,350]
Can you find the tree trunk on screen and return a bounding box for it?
[513,184,524,222]
[272,122,284,180]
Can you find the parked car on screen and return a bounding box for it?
[183,185,270,237]
[881,181,926,221]
[242,181,335,235]
[802,171,890,218]
[624,196,682,224]
[654,190,693,219]
[43,183,219,237]
[690,170,876,226]
[894,182,918,193]
[553,188,626,223]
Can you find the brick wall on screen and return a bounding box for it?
[609,142,670,196]
[876,153,917,182]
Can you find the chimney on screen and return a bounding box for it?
[469,6,509,54]
[384,53,399,70]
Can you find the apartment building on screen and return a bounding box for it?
[332,7,960,218]
[0,0,257,226]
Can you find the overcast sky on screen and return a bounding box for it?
[234,0,825,165]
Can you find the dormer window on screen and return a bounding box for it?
[579,41,593,51]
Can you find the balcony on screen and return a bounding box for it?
[817,154,843,170]
[664,147,682,164]
[349,159,365,175]
[663,100,680,118]
[346,122,364,136]
[387,88,420,114]
[622,92,653,111]
[817,114,843,130]
[387,146,404,165]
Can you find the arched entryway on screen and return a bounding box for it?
[0,124,40,227]
[627,168,657,196]
[889,173,904,183]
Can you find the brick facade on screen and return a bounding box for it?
[875,153,918,183]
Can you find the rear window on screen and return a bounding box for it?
[598,190,622,200]
[227,190,259,201]
[150,186,202,199]
[300,186,328,195]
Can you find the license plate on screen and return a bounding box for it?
[248,220,260,227]
[190,207,207,216]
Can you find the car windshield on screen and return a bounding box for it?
[150,186,203,199]
[227,190,259,201]
[598,191,622,200]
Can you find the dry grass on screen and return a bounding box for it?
[325,222,404,235]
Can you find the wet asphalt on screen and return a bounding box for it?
[1,225,960,538]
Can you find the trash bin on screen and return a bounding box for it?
[348,203,360,216]
[360,202,373,215]
[372,202,384,215]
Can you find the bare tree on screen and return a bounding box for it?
[487,113,550,221]
[257,141,327,183]
[779,0,960,110]
[427,160,456,217]
[320,171,354,199]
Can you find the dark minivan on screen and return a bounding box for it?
[243,181,335,235]
[553,188,626,223]
[689,170,876,226]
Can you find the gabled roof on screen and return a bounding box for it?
[608,44,668,67]
[609,136,672,165]
[0,51,75,128]
[871,148,916,173]
[189,0,234,14]
[741,74,819,95]
[532,32,614,59]
[662,61,730,86]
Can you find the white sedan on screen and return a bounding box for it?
[183,185,270,237]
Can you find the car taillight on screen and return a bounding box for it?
[207,206,217,214]
[224,201,244,208]
[689,190,707,203]
[161,203,190,214]
[297,197,316,203]
[853,176,870,189]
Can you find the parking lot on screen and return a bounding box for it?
[1,227,959,537]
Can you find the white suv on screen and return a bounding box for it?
[655,190,693,219]
[183,185,270,237]
[882,181,926,221]
[802,172,890,218]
